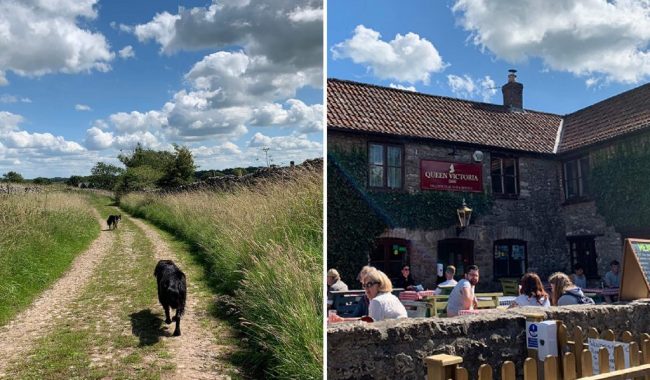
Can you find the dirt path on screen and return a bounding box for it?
[130,217,233,380]
[0,212,112,376]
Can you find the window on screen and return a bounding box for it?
[568,236,598,279]
[371,238,409,284]
[368,143,403,189]
[493,240,527,278]
[491,156,518,196]
[563,156,590,200]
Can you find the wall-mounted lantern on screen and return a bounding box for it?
[456,198,472,235]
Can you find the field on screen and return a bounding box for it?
[0,190,99,326]
[120,168,323,379]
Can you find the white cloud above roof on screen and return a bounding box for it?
[331,25,447,84]
[453,0,650,84]
[447,74,497,102]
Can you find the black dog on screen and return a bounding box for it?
[107,214,121,230]
[154,260,186,336]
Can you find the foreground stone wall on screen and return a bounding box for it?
[327,300,650,379]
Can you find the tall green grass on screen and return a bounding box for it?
[0,191,99,326]
[120,169,323,379]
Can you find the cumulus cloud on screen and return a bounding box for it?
[75,104,92,111]
[331,25,447,84]
[84,126,113,150]
[118,46,135,59]
[447,74,497,102]
[389,83,417,92]
[133,0,322,69]
[248,132,322,150]
[452,0,650,84]
[191,142,242,157]
[3,130,85,154]
[0,111,24,131]
[0,0,114,81]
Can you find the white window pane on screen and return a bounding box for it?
[369,144,383,165]
[387,146,402,166]
[369,165,383,187]
[387,167,401,189]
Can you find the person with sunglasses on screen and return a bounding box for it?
[350,265,374,318]
[363,268,407,322]
[396,265,416,290]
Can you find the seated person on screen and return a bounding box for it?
[395,265,416,290]
[549,272,590,306]
[350,265,374,318]
[327,268,348,300]
[509,272,550,308]
[570,263,587,289]
[446,265,480,317]
[435,265,458,295]
[604,260,620,288]
[330,268,407,323]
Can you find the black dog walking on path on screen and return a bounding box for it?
[154,260,186,336]
[107,214,121,230]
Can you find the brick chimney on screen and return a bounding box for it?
[502,69,523,110]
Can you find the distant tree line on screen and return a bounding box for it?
[3,144,265,194]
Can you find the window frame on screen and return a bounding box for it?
[568,236,599,279]
[563,156,591,202]
[367,142,404,190]
[490,155,520,198]
[493,239,528,279]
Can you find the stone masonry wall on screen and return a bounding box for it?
[327,300,650,380]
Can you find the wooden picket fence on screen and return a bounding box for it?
[426,323,650,380]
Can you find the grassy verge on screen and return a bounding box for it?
[0,190,99,326]
[120,169,323,379]
[6,195,174,379]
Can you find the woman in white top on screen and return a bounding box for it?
[363,268,407,322]
[509,272,550,308]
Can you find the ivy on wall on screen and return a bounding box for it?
[590,139,650,232]
[328,148,492,285]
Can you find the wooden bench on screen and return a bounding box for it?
[499,277,520,296]
[423,292,503,317]
[402,300,429,318]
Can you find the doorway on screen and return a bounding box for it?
[371,238,409,285]
[437,238,474,283]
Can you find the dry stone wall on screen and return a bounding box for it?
[327,300,650,379]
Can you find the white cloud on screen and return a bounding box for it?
[389,83,417,92]
[75,104,92,111]
[0,0,114,80]
[248,132,322,150]
[0,111,24,131]
[2,130,85,154]
[331,25,447,84]
[84,126,113,150]
[109,110,166,133]
[118,45,135,59]
[453,0,650,84]
[251,99,322,133]
[447,74,497,102]
[0,94,31,103]
[133,0,322,70]
[192,142,242,157]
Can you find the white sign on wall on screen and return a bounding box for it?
[588,338,630,374]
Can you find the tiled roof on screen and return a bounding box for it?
[559,83,650,153]
[328,79,563,154]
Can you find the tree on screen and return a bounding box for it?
[3,171,24,183]
[157,145,197,188]
[32,177,52,185]
[118,143,173,172]
[66,175,83,187]
[90,162,124,190]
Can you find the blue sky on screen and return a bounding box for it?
[328,0,650,115]
[0,0,323,178]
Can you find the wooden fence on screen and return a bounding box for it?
[426,323,650,380]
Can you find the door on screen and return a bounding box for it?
[371,238,409,285]
[437,238,474,283]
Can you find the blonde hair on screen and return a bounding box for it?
[357,265,374,282]
[548,272,574,306]
[364,268,393,293]
[327,268,341,282]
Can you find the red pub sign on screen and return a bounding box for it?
[420,160,483,192]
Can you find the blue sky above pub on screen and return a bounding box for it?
[328,0,650,115]
[0,0,323,178]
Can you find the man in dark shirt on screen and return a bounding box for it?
[396,265,416,290]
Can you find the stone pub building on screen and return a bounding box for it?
[327,71,650,290]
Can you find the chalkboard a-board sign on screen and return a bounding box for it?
[620,238,650,301]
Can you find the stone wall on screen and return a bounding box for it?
[327,300,650,380]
